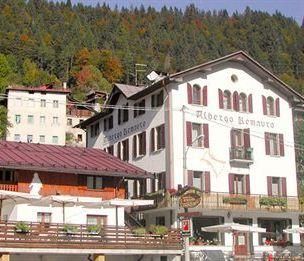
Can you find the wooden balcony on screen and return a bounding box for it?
[230,147,253,164]
[0,221,182,251]
[0,184,17,192]
[139,191,299,213]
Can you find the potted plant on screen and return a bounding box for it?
[62,224,77,235]
[14,221,29,234]
[87,225,102,235]
[259,197,287,208]
[132,227,146,236]
[223,196,247,205]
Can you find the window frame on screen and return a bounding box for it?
[192,84,201,105]
[86,176,103,190]
[223,90,232,110]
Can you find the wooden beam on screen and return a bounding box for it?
[93,254,105,261]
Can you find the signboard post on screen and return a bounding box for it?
[180,218,191,261]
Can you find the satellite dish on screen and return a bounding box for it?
[146,71,159,81]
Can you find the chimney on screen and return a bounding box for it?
[63,82,67,89]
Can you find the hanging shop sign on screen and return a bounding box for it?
[179,189,201,209]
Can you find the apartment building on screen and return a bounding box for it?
[80,51,304,256]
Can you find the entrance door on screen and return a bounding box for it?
[234,232,248,256]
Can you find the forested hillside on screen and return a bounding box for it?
[0,0,303,100]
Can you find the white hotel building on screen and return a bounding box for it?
[80,51,304,256]
[6,84,69,146]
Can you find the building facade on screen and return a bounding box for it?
[0,141,181,261]
[6,84,69,146]
[81,51,304,256]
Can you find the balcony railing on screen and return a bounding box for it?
[230,147,253,163]
[138,191,299,213]
[0,221,182,251]
[0,184,18,192]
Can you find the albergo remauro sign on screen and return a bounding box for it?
[104,121,147,143]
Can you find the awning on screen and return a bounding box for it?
[283,227,304,234]
[201,223,266,233]
[101,198,154,207]
[0,190,41,201]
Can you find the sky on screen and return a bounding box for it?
[68,0,303,25]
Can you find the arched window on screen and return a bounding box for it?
[223,90,232,109]
[266,97,275,116]
[192,84,201,105]
[239,93,247,112]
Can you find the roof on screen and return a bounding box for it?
[7,83,70,94]
[114,83,145,98]
[0,141,152,179]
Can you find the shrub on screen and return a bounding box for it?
[62,224,77,233]
[148,225,168,236]
[14,221,29,233]
[259,197,287,207]
[132,227,146,236]
[87,225,102,234]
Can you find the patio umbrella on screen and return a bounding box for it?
[201,223,266,233]
[283,227,304,234]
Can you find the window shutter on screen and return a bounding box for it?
[133,136,137,158]
[218,89,224,109]
[187,83,192,104]
[151,95,155,108]
[202,86,208,106]
[279,134,284,156]
[245,175,250,195]
[228,173,234,194]
[161,125,165,148]
[150,128,155,152]
[125,140,129,161]
[143,131,146,155]
[262,95,267,115]
[118,110,121,125]
[265,132,270,155]
[230,129,236,148]
[267,176,272,196]
[186,122,192,146]
[204,171,210,193]
[117,142,121,159]
[281,177,287,197]
[244,128,250,148]
[188,170,193,187]
[275,98,280,117]
[233,91,239,111]
[248,94,253,113]
[203,124,209,148]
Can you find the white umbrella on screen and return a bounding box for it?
[201,223,266,233]
[283,227,304,234]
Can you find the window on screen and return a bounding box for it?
[103,116,113,131]
[52,136,58,144]
[40,99,46,107]
[28,98,34,107]
[52,117,59,125]
[15,98,22,106]
[157,172,166,191]
[269,133,280,156]
[53,100,59,108]
[118,104,129,125]
[39,135,45,143]
[223,90,232,109]
[87,176,103,190]
[37,212,51,223]
[151,90,164,107]
[15,115,21,124]
[156,216,165,226]
[87,215,107,226]
[133,132,146,158]
[193,171,205,191]
[150,124,165,152]
[14,134,20,142]
[0,170,15,183]
[40,116,45,125]
[239,93,247,112]
[192,123,203,147]
[233,175,245,194]
[77,134,82,142]
[267,176,287,197]
[234,129,244,147]
[266,97,275,116]
[27,135,33,143]
[106,145,114,155]
[67,118,72,126]
[134,99,146,118]
[27,115,34,124]
[117,139,129,161]
[90,123,100,137]
[192,85,201,105]
[79,119,84,124]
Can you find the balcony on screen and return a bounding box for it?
[0,184,17,192]
[137,191,299,213]
[230,147,253,164]
[0,221,182,251]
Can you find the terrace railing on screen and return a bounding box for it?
[0,221,182,250]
